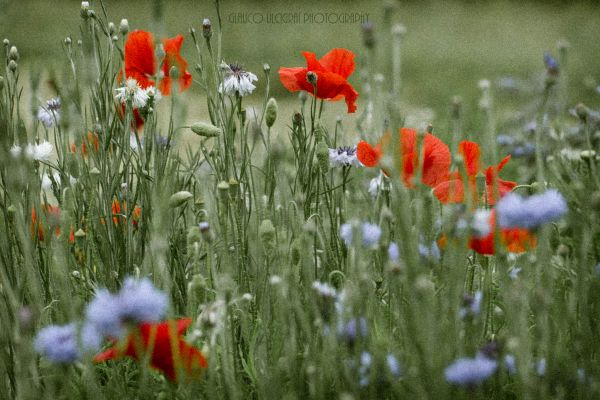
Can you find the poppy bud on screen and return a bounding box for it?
[306,71,318,86]
[64,37,72,46]
[108,22,116,36]
[119,19,129,35]
[361,21,375,49]
[217,181,230,201]
[191,121,221,137]
[259,219,276,253]
[8,60,17,73]
[263,63,270,74]
[2,39,9,47]
[265,97,277,128]
[7,204,16,214]
[169,66,179,79]
[80,1,90,18]
[316,140,330,173]
[9,46,19,62]
[292,112,303,127]
[169,191,193,208]
[574,103,589,121]
[155,44,165,62]
[202,18,212,39]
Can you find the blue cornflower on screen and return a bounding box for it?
[536,358,546,376]
[444,353,498,386]
[459,291,482,320]
[504,354,517,375]
[544,52,559,73]
[359,352,372,387]
[511,143,535,158]
[386,354,402,378]
[337,317,367,345]
[34,322,100,364]
[388,242,400,263]
[496,134,515,146]
[509,267,522,280]
[85,277,168,339]
[340,223,353,246]
[361,223,381,247]
[497,189,568,230]
[419,241,441,261]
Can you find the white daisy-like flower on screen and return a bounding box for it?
[329,146,361,167]
[219,62,258,96]
[25,141,53,161]
[36,98,61,128]
[471,209,492,238]
[115,78,149,108]
[9,144,22,158]
[143,86,162,104]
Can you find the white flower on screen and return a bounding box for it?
[143,86,162,104]
[42,172,76,190]
[9,144,22,158]
[312,281,337,299]
[25,141,53,161]
[329,146,361,167]
[219,62,257,96]
[368,170,391,197]
[471,209,492,238]
[129,133,141,151]
[115,78,149,108]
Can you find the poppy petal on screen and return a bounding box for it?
[458,141,481,177]
[159,35,192,95]
[357,141,381,167]
[318,48,355,79]
[279,67,308,92]
[422,134,452,188]
[124,30,156,88]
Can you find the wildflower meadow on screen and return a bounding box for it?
[1,0,600,398]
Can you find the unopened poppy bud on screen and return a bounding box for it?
[191,121,221,137]
[64,37,72,46]
[316,140,330,172]
[8,60,17,73]
[259,219,276,253]
[119,19,129,35]
[228,178,240,198]
[2,39,9,47]
[108,22,116,36]
[202,18,212,39]
[217,181,230,201]
[361,21,375,49]
[169,66,179,79]
[263,63,271,73]
[80,1,90,18]
[292,112,303,126]
[265,97,278,128]
[306,71,318,86]
[194,197,205,210]
[574,103,589,121]
[9,46,19,61]
[169,191,193,208]
[111,35,118,42]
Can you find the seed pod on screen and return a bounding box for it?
[169,191,193,208]
[191,121,221,137]
[265,97,278,128]
[8,46,19,62]
[119,19,129,35]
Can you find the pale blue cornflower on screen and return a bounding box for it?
[361,223,381,247]
[459,291,482,320]
[388,242,400,263]
[34,322,100,364]
[329,146,361,167]
[337,317,367,346]
[509,267,522,280]
[504,354,517,375]
[536,358,546,376]
[340,223,353,246]
[37,97,61,128]
[496,189,567,230]
[85,277,168,339]
[419,241,440,261]
[359,351,372,387]
[496,134,515,146]
[444,353,498,386]
[386,354,402,378]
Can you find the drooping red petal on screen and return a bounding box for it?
[485,155,516,205]
[357,141,381,167]
[422,134,452,188]
[278,67,308,92]
[124,30,156,89]
[159,35,192,95]
[433,178,465,203]
[318,48,355,79]
[458,141,481,177]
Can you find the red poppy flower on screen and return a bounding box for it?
[104,199,141,228]
[469,210,536,255]
[70,132,100,157]
[279,48,358,113]
[357,128,451,188]
[433,141,516,206]
[94,318,207,382]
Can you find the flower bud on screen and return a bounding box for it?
[265,97,278,128]
[306,71,318,86]
[217,181,230,201]
[259,219,276,253]
[8,60,17,73]
[108,22,116,36]
[361,21,375,49]
[316,140,330,173]
[574,103,589,121]
[263,63,271,73]
[119,19,129,35]
[169,66,179,79]
[228,178,240,199]
[169,191,193,208]
[80,1,90,18]
[292,112,303,127]
[391,23,406,37]
[155,44,165,61]
[191,121,221,137]
[2,39,9,47]
[8,46,19,62]
[65,37,72,46]
[202,18,212,39]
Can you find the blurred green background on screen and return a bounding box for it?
[1,0,600,132]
